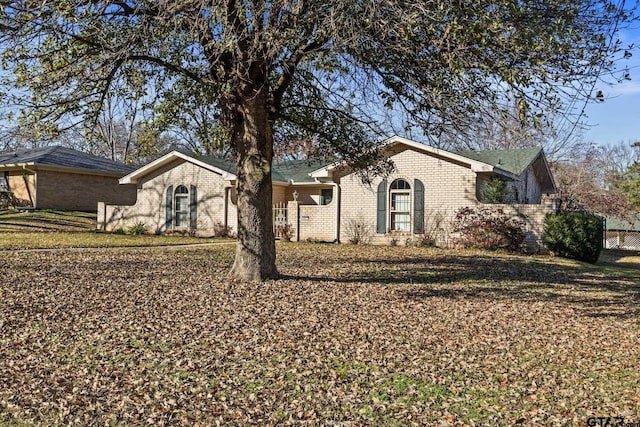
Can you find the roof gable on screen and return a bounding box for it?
[310,135,505,178]
[120,151,333,184]
[0,146,134,175]
[308,136,555,193]
[119,151,234,184]
[118,136,555,191]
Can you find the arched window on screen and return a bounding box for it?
[174,185,189,228]
[390,179,411,232]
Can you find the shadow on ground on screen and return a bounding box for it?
[280,249,640,319]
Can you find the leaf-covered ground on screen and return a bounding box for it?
[1,244,639,426]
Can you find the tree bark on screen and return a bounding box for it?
[229,84,279,281]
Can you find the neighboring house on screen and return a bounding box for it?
[0,146,137,211]
[605,215,640,250]
[98,136,557,249]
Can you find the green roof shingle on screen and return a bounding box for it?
[606,215,640,231]
[197,156,330,183]
[456,147,542,175]
[195,146,544,183]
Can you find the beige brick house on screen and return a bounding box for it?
[98,136,557,249]
[0,146,136,211]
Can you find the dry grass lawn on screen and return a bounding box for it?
[0,210,227,249]
[1,242,639,426]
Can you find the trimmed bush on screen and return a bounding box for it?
[451,206,526,252]
[544,211,603,263]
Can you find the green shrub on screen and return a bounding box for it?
[478,177,507,203]
[127,222,148,236]
[544,211,603,263]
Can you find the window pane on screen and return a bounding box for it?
[175,195,189,227]
[391,213,410,232]
[391,179,410,190]
[175,196,188,212]
[391,193,410,211]
[176,212,188,227]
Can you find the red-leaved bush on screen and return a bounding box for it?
[451,206,526,252]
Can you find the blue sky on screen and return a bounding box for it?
[582,25,640,146]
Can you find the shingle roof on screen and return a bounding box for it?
[455,147,542,175]
[272,159,332,183]
[0,146,135,175]
[197,156,235,175]
[184,144,545,183]
[198,156,331,183]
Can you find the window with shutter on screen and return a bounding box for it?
[390,179,411,232]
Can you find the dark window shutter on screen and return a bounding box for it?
[413,179,424,234]
[165,185,173,230]
[376,179,387,234]
[189,185,197,229]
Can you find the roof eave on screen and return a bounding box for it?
[119,151,234,184]
[0,161,36,169]
[309,135,502,177]
[2,162,128,177]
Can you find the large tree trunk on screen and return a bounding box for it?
[229,84,278,281]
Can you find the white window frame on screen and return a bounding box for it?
[389,179,411,232]
[174,185,189,228]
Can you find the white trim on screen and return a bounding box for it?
[119,151,236,184]
[286,181,333,186]
[309,135,506,178]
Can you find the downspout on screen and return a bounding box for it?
[334,182,340,243]
[22,165,37,208]
[224,187,230,230]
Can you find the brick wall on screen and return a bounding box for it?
[297,202,338,241]
[36,170,136,211]
[100,160,232,234]
[333,148,553,250]
[338,148,478,243]
[478,202,554,251]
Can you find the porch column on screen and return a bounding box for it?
[333,183,341,243]
[287,200,299,242]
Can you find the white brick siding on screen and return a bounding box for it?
[100,159,232,234]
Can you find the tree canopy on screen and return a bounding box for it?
[0,0,635,280]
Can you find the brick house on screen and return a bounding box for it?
[98,136,557,249]
[0,146,137,211]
